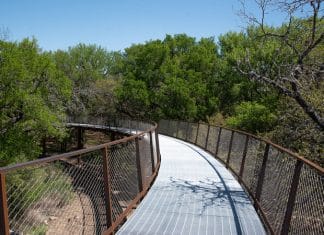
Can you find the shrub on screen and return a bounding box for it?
[226,101,277,133]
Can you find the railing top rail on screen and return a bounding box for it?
[0,121,157,174]
[173,120,324,174]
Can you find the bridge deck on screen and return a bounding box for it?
[117,135,266,235]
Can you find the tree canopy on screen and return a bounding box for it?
[115,34,220,121]
[0,39,71,166]
[0,1,322,166]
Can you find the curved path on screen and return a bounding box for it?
[117,135,266,235]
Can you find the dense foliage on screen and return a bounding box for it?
[52,44,118,120]
[115,34,220,121]
[0,4,322,166]
[0,39,71,166]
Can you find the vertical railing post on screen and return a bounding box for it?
[226,131,234,168]
[204,124,210,150]
[255,143,270,204]
[215,127,222,157]
[149,131,155,173]
[0,172,9,235]
[155,128,161,164]
[135,137,144,191]
[195,123,200,145]
[280,160,303,235]
[239,135,250,180]
[102,147,113,230]
[185,121,190,142]
[77,127,84,149]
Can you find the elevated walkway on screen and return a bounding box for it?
[118,135,265,235]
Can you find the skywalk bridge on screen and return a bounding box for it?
[0,119,323,235]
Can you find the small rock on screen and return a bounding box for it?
[49,216,58,221]
[44,220,48,225]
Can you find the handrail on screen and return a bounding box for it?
[0,119,161,235]
[211,123,323,173]
[158,119,323,235]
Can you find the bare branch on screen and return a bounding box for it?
[237,61,295,96]
[299,32,324,64]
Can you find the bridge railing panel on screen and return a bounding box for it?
[290,163,324,234]
[187,122,198,143]
[259,148,296,234]
[158,120,323,235]
[217,128,232,163]
[0,119,160,235]
[109,141,139,222]
[196,123,208,148]
[158,119,169,136]
[206,126,218,154]
[239,137,265,196]
[176,121,188,140]
[5,149,107,235]
[228,132,246,174]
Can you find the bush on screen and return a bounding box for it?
[226,101,277,133]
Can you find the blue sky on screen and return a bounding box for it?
[0,0,286,51]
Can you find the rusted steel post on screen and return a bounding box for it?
[135,137,144,191]
[0,172,9,235]
[215,127,222,157]
[102,147,113,230]
[239,135,250,179]
[77,127,84,149]
[226,131,234,168]
[255,143,270,204]
[149,131,155,173]
[204,124,210,150]
[195,123,200,145]
[280,160,303,235]
[185,121,190,141]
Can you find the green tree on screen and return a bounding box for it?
[217,30,282,113]
[226,101,277,133]
[115,34,220,121]
[0,38,71,166]
[238,0,324,130]
[53,44,118,119]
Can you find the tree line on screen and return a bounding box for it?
[1,1,323,166]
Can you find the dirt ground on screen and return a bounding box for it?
[46,193,96,235]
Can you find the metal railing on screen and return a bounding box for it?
[0,119,160,235]
[158,120,324,235]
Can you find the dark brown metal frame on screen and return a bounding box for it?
[0,120,161,235]
[158,120,324,235]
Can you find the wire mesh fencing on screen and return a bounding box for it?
[158,119,324,235]
[0,119,160,235]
